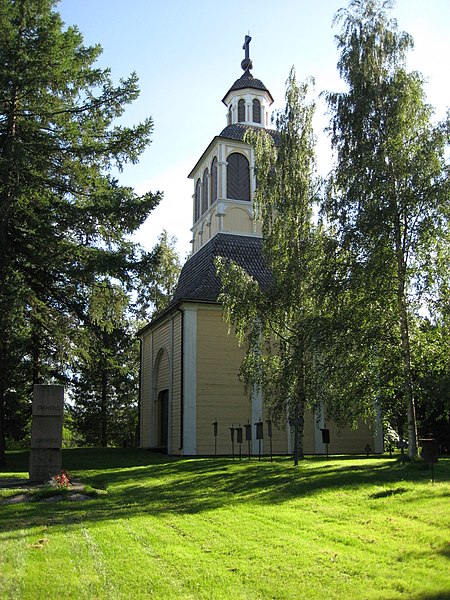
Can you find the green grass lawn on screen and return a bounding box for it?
[1,449,449,599]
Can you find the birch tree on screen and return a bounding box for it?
[217,70,322,464]
[326,0,449,457]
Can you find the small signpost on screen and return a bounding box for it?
[236,426,243,460]
[321,428,330,458]
[212,420,218,455]
[267,420,273,462]
[245,423,252,459]
[229,426,235,458]
[420,438,439,483]
[255,420,263,461]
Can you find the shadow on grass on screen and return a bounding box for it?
[412,592,450,600]
[1,450,449,537]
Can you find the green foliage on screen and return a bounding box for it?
[0,0,164,458]
[324,0,449,457]
[217,70,323,462]
[134,230,182,320]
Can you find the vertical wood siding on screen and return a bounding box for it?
[196,307,251,455]
[170,312,182,455]
[140,332,152,447]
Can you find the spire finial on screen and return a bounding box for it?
[241,34,253,72]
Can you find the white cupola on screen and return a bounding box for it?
[222,35,274,128]
[188,36,277,255]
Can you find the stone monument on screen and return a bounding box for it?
[29,384,64,483]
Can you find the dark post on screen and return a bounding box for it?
[267,420,273,462]
[321,428,330,458]
[212,420,218,455]
[236,426,243,460]
[245,422,252,459]
[255,421,263,461]
[229,426,235,459]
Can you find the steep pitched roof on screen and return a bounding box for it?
[172,232,271,303]
[222,71,274,105]
[219,123,281,145]
[138,233,272,335]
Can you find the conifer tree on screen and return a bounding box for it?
[0,0,161,461]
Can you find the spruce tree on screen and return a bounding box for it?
[0,0,161,461]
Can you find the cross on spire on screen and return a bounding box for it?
[241,34,253,72]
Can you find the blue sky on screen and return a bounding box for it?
[57,0,450,258]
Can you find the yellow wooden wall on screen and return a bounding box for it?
[139,312,182,453]
[140,331,152,447]
[196,307,251,454]
[142,304,380,456]
[326,420,375,454]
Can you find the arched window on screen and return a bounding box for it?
[210,157,218,205]
[195,179,201,222]
[253,99,261,124]
[238,99,245,122]
[202,169,209,214]
[227,153,250,201]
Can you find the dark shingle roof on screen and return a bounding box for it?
[219,123,281,145]
[172,233,271,304]
[222,71,274,105]
[138,234,273,335]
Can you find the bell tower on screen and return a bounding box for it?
[188,36,276,255]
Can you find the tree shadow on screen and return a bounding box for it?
[1,451,448,537]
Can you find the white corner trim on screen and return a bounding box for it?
[314,404,326,454]
[182,306,197,455]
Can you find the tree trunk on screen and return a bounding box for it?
[0,75,20,467]
[100,368,108,447]
[393,211,418,458]
[0,374,6,466]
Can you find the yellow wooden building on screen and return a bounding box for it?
[138,38,383,457]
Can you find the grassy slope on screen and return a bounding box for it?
[0,449,449,600]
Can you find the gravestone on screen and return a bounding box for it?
[29,384,64,483]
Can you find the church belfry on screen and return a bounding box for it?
[138,37,384,458]
[188,36,276,255]
[222,35,274,128]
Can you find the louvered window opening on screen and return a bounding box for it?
[202,169,209,214]
[238,99,245,122]
[195,179,201,222]
[211,157,218,204]
[227,153,250,201]
[253,99,261,123]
